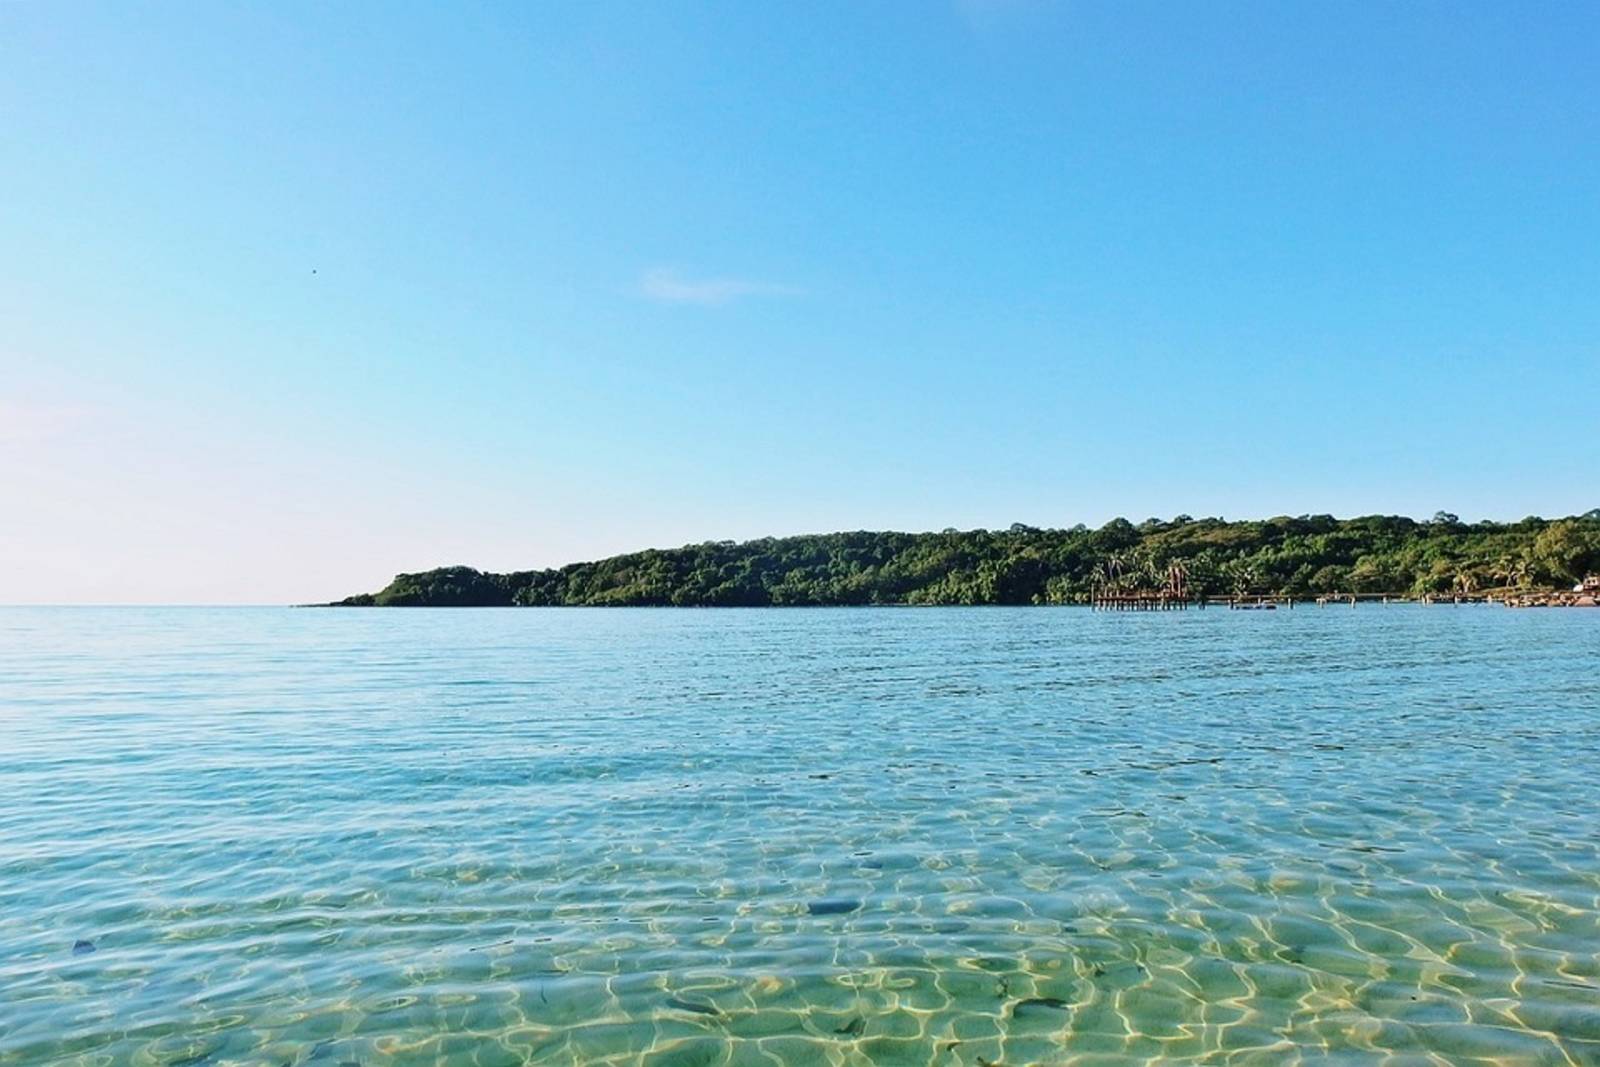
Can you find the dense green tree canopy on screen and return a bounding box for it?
[334,512,1600,607]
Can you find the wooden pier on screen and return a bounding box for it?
[1224,596,1292,610]
[1091,594,1189,611]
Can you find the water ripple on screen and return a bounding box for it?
[1,606,1597,1066]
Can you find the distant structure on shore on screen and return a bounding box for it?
[1505,573,1600,609]
[1089,559,1190,610]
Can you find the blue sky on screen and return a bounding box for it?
[3,1,1597,603]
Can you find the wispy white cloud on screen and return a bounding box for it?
[954,0,1044,32]
[639,268,803,306]
[0,401,91,445]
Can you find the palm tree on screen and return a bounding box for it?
[1224,559,1257,598]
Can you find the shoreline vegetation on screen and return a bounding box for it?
[329,511,1600,608]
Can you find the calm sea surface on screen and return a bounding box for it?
[2,606,1598,1067]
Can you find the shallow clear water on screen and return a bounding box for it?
[2,606,1598,1067]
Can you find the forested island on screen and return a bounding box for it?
[331,511,1600,607]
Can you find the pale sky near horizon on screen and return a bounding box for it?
[3,2,1598,604]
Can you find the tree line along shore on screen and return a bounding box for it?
[330,512,1600,608]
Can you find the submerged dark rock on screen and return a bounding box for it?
[72,939,96,956]
[666,996,721,1017]
[1013,996,1071,1014]
[1017,998,1068,1017]
[806,898,861,916]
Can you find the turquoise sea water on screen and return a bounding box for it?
[2,606,1598,1066]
